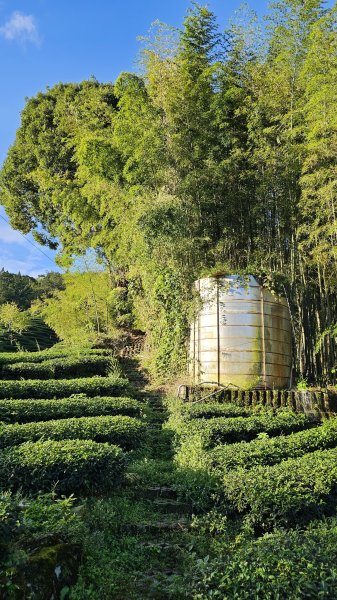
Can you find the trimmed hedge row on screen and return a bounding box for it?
[0,348,111,369]
[0,415,146,450]
[182,410,313,448]
[210,417,337,472]
[223,447,337,528]
[1,356,112,380]
[0,439,125,495]
[0,396,143,424]
[181,402,251,420]
[0,376,132,399]
[187,517,337,599]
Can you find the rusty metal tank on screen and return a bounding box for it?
[189,275,292,389]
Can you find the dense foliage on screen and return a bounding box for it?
[164,394,337,597]
[36,271,133,346]
[0,269,64,310]
[0,270,63,352]
[0,491,84,598]
[0,374,131,398]
[0,346,111,368]
[210,416,337,471]
[0,395,143,423]
[2,1,337,380]
[181,401,251,419]
[185,516,337,599]
[0,415,146,450]
[1,355,113,379]
[0,439,126,495]
[223,446,337,528]
[179,410,313,447]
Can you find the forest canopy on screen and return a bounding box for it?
[1,0,337,382]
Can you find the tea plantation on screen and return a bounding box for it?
[2,349,337,598]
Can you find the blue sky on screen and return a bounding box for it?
[0,0,322,276]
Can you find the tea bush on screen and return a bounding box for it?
[0,491,85,597]
[223,447,337,528]
[0,347,111,370]
[0,415,146,450]
[0,396,143,424]
[181,410,313,448]
[0,375,132,399]
[181,402,251,420]
[1,356,113,379]
[0,439,126,494]
[185,517,337,599]
[210,417,337,472]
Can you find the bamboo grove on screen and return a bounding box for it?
[1,0,337,383]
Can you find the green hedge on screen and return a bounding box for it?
[181,402,251,420]
[0,376,132,399]
[0,317,58,353]
[182,410,313,448]
[0,439,125,495]
[223,447,337,528]
[210,417,337,472]
[0,491,84,597]
[0,396,143,424]
[1,356,112,379]
[186,518,337,599]
[0,348,111,369]
[0,415,146,450]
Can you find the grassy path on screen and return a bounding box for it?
[72,359,193,599]
[122,359,191,599]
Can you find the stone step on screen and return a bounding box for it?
[124,517,189,534]
[152,498,192,514]
[140,540,184,550]
[137,485,177,500]
[142,486,179,499]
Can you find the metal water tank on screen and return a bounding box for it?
[189,275,292,389]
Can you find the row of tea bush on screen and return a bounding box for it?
[0,375,132,399]
[0,395,143,423]
[1,355,113,379]
[0,414,146,450]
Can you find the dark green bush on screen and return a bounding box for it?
[223,447,337,528]
[181,402,251,420]
[210,417,337,472]
[0,347,111,370]
[0,376,132,399]
[0,491,84,597]
[185,518,337,599]
[0,396,143,424]
[0,439,126,494]
[1,356,113,379]
[0,415,146,450]
[182,410,313,448]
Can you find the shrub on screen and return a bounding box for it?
[185,518,337,599]
[0,347,111,370]
[0,415,146,450]
[0,376,132,399]
[210,417,337,472]
[0,439,126,495]
[222,447,337,528]
[0,396,143,424]
[181,402,251,420]
[181,410,313,448]
[1,356,113,379]
[0,491,84,597]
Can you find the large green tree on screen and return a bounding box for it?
[1,1,337,382]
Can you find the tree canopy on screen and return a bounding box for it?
[1,1,337,381]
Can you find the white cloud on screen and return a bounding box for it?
[0,212,59,276]
[0,11,40,45]
[0,245,58,277]
[0,222,28,246]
